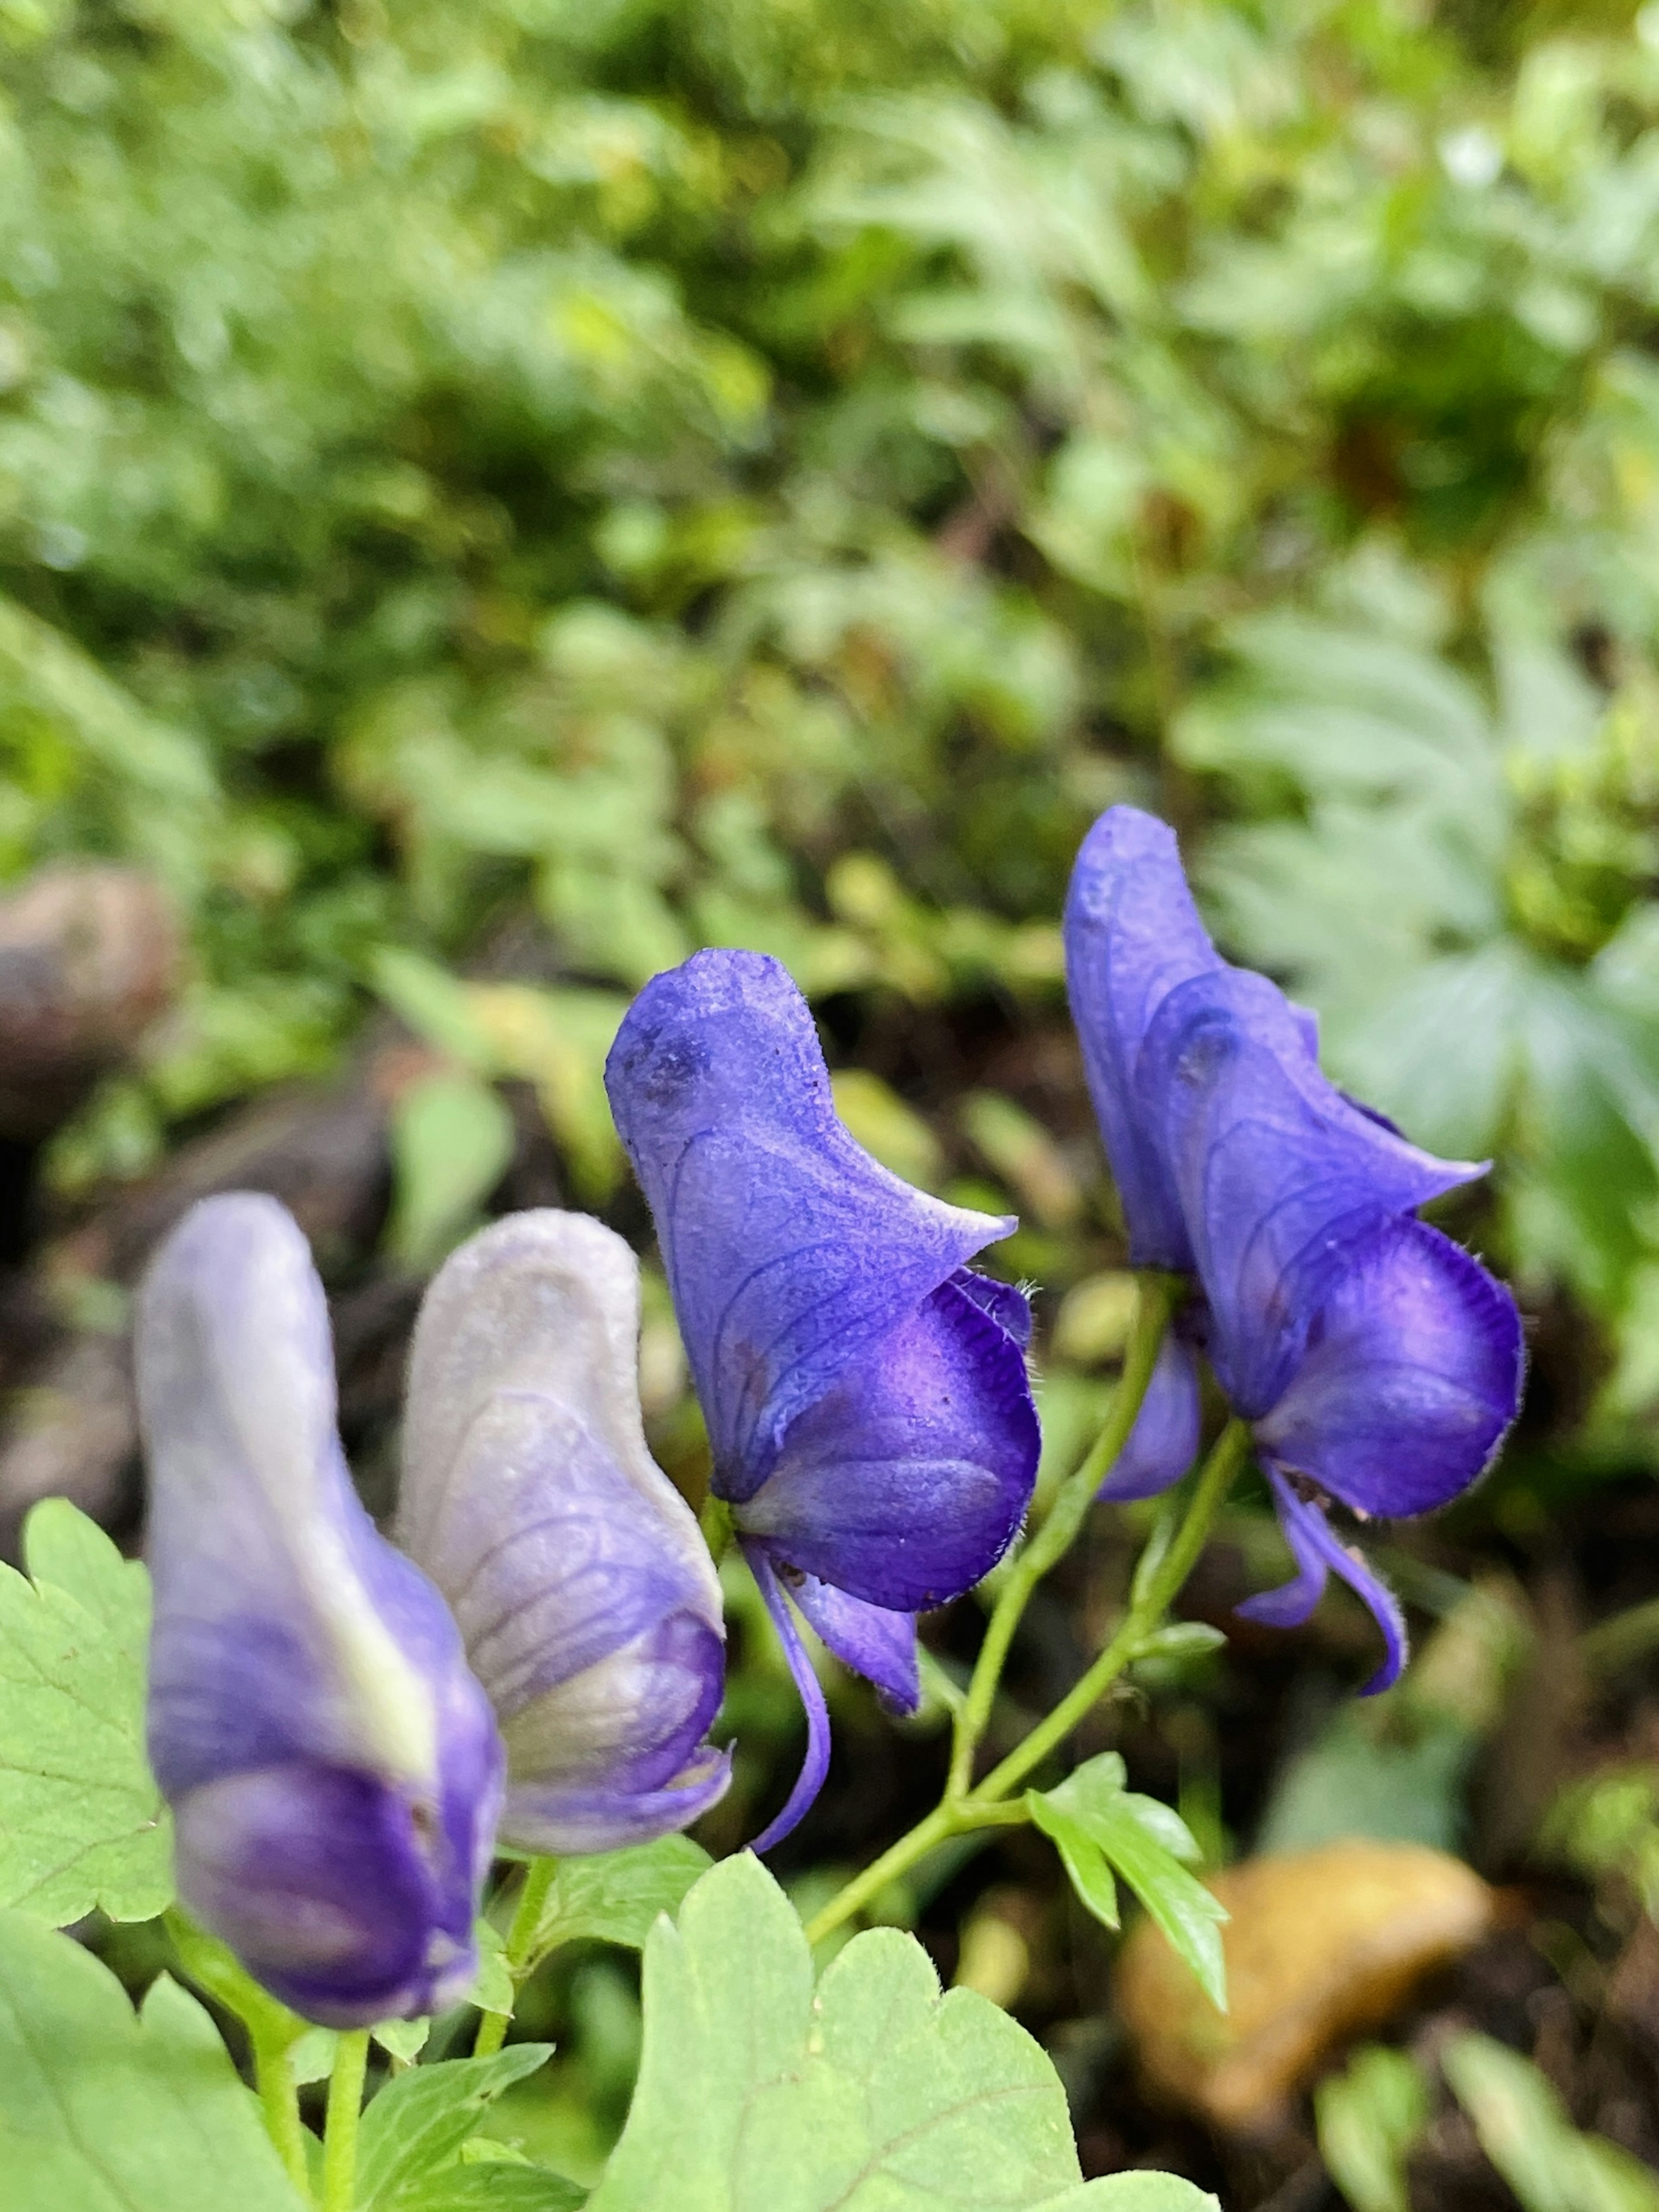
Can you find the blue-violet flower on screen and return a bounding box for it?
[606,948,1040,1847]
[139,1194,726,2024]
[1064,806,1525,1689]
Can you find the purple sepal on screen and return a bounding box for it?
[398,1212,729,1858]
[745,1547,833,1855]
[1097,1333,1203,1503]
[1255,1217,1524,1518]
[1236,1472,1408,1695]
[1137,965,1484,1419]
[1063,808,1224,1268]
[786,1572,919,1714]
[137,1194,503,2025]
[732,1272,1038,1611]
[604,949,1018,1503]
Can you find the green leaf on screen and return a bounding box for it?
[1315,2045,1431,2212]
[373,2016,433,2065]
[392,2164,587,2211]
[0,1910,304,2209]
[1035,2184,1218,2212]
[1032,1758,1227,2010]
[528,1836,712,1959]
[386,1068,517,1269]
[470,1916,515,2013]
[1443,2033,1659,2212]
[1025,1794,1119,1930]
[587,1851,1202,2212]
[0,1499,173,1926]
[355,2049,555,2211]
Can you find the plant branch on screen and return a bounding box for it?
[250,2025,313,2203]
[806,1404,1249,1949]
[320,2029,369,2212]
[947,1272,1181,1798]
[473,1854,559,2058]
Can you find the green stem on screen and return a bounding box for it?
[971,1417,1250,1804]
[251,2028,313,2203]
[947,1273,1180,1798]
[320,2029,369,2212]
[1581,1593,1659,1677]
[804,1413,1249,1948]
[473,1855,559,2058]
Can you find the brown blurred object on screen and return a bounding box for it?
[1116,1841,1495,2136]
[0,1050,405,1554]
[0,864,181,1140]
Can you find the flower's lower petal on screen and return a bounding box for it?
[1255,1218,1524,1518]
[496,1610,728,1856]
[786,1573,919,1714]
[1097,1334,1203,1503]
[173,1762,483,2027]
[1137,968,1484,1416]
[1063,806,1223,1269]
[501,1744,733,1859]
[1237,1473,1408,1694]
[734,1275,1038,1612]
[605,950,1015,1501]
[745,1547,833,1855]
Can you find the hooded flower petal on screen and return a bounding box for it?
[604,948,1019,1502]
[1136,966,1484,1417]
[1096,1332,1204,1503]
[1255,1217,1523,1518]
[734,1270,1038,1611]
[1063,807,1225,1268]
[398,1210,729,1856]
[1236,1472,1408,1695]
[138,1194,502,2025]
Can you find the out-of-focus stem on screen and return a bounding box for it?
[250,2027,312,2202]
[472,1854,559,2059]
[320,2029,369,2212]
[947,1272,1180,1798]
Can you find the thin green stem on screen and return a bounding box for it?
[971,1417,1250,1804]
[251,2028,312,2203]
[947,1273,1180,1798]
[473,1855,559,2058]
[804,1412,1250,1948]
[1582,1593,1659,1677]
[320,2029,369,2212]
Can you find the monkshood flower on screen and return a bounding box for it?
[1065,807,1524,1690]
[397,1208,730,1855]
[138,1194,726,2026]
[605,948,1041,1849]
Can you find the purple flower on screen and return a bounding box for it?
[139,1194,504,2026]
[1066,808,1524,1690]
[139,1197,728,2025]
[397,1211,729,1855]
[606,949,1040,1847]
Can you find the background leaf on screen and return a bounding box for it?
[0,1500,172,1926]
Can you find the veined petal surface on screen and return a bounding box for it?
[1063,806,1224,1268]
[734,1272,1038,1611]
[604,949,1016,1501]
[1138,967,1483,1417]
[137,1193,501,2023]
[399,1210,728,1856]
[1255,1217,1523,1518]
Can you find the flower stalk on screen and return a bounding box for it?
[320,2030,369,2212]
[473,1855,559,2059]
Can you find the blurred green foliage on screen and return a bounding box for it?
[8,0,1659,1450]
